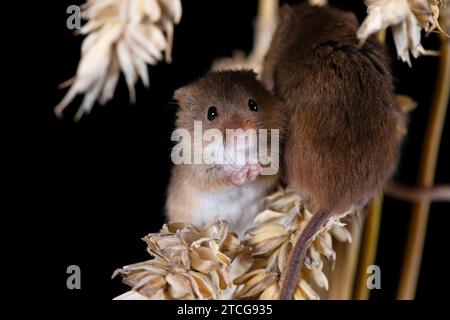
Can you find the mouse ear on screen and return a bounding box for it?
[174,85,192,102]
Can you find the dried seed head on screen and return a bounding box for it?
[113,220,242,300]
[233,188,353,300]
[56,0,182,120]
[114,189,352,300]
[357,0,448,66]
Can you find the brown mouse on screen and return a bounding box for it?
[166,70,285,236]
[262,4,407,300]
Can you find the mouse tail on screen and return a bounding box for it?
[280,209,331,300]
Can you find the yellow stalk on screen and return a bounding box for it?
[325,214,363,299]
[353,194,383,299]
[397,33,450,300]
[250,0,278,62]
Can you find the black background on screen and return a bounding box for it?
[19,0,449,303]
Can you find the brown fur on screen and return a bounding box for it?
[171,70,286,191]
[166,70,285,230]
[174,70,285,138]
[267,4,405,212]
[262,4,406,299]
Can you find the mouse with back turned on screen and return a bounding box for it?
[262,4,407,299]
[166,70,285,236]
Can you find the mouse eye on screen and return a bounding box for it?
[207,106,219,121]
[248,99,258,112]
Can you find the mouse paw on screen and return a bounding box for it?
[229,163,262,186]
[247,163,262,181]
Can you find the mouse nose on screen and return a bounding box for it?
[243,119,254,130]
[225,115,255,131]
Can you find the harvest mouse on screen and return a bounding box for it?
[165,70,284,236]
[262,4,407,299]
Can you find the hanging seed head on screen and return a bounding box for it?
[55,0,182,121]
[233,188,353,300]
[357,0,448,66]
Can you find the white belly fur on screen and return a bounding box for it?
[192,180,274,237]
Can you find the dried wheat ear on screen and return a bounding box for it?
[113,188,353,300]
[357,0,450,66]
[55,0,182,121]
